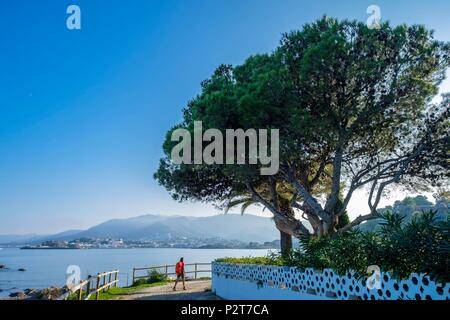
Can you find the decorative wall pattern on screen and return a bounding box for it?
[212,263,450,300]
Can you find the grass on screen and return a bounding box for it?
[89,280,171,300]
[67,280,171,301]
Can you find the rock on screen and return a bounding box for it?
[6,286,68,300]
[39,287,66,300]
[24,288,39,295]
[0,264,6,269]
[9,291,27,299]
[18,268,26,272]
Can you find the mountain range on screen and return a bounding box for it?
[5,196,445,245]
[0,214,279,245]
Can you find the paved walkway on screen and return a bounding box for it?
[117,280,221,300]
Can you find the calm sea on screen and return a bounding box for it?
[0,247,271,297]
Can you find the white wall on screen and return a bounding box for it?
[212,263,450,300]
[212,273,332,300]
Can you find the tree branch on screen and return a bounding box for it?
[338,211,379,233]
[245,181,310,236]
[325,145,344,214]
[287,169,332,224]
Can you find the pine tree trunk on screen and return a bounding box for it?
[280,230,292,257]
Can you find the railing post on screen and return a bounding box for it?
[95,273,101,300]
[165,265,168,277]
[85,277,91,300]
[195,263,198,280]
[78,281,83,300]
[108,273,112,290]
[103,273,108,292]
[132,268,135,285]
[116,271,119,287]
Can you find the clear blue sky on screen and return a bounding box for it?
[1,0,449,234]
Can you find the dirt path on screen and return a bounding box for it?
[117,280,221,300]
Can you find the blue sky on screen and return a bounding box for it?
[1,0,449,234]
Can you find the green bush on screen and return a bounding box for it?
[148,269,168,283]
[132,278,149,286]
[215,254,285,266]
[375,211,449,282]
[216,211,450,283]
[133,269,168,286]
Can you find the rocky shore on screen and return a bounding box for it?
[1,264,67,300]
[6,287,69,300]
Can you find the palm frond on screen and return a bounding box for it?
[224,197,255,214]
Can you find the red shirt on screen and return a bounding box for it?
[175,262,184,275]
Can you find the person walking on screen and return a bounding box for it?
[173,257,186,291]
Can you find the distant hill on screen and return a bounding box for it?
[0,234,45,244]
[74,214,278,243]
[1,214,279,245]
[0,230,84,245]
[358,196,449,232]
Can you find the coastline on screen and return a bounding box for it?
[0,247,271,298]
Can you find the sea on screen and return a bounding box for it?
[0,247,271,298]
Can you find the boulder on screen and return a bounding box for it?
[24,288,39,295]
[9,291,27,299]
[18,268,26,272]
[6,286,69,300]
[39,287,66,300]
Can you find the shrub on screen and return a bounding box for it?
[147,269,168,283]
[132,278,149,286]
[216,211,450,283]
[133,269,168,286]
[215,254,285,266]
[376,210,450,282]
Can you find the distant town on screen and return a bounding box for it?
[20,237,280,250]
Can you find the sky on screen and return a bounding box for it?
[0,0,449,234]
